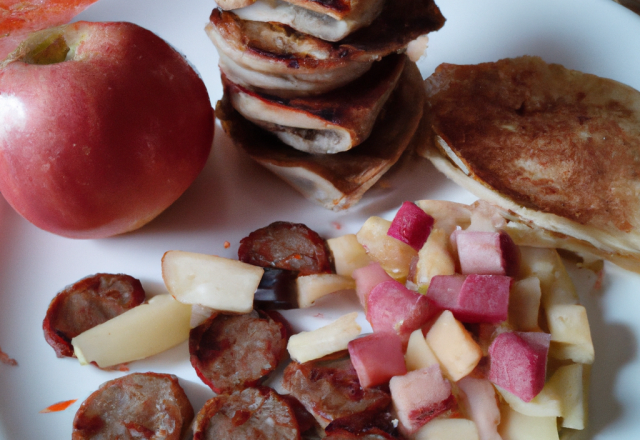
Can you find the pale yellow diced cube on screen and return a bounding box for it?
[287,312,361,363]
[509,277,542,331]
[498,403,560,440]
[546,304,594,364]
[414,228,456,290]
[546,364,586,430]
[495,384,561,418]
[414,418,479,440]
[296,274,356,308]
[327,234,372,277]
[356,216,417,282]
[405,328,439,371]
[426,310,483,381]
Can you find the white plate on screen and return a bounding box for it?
[1,0,639,438]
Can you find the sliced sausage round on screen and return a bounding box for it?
[189,310,290,394]
[72,372,193,440]
[193,387,301,440]
[282,351,391,428]
[43,273,146,357]
[238,221,333,276]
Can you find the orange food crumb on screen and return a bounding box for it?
[40,399,77,413]
[224,241,231,249]
[0,346,17,366]
[331,221,342,230]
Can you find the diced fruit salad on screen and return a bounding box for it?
[59,199,594,439]
[323,200,594,439]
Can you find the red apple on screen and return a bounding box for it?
[0,21,214,238]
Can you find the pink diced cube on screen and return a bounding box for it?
[390,365,455,435]
[456,230,520,276]
[348,332,407,388]
[387,201,435,251]
[456,231,503,275]
[456,274,511,324]
[352,262,394,309]
[488,331,551,402]
[427,274,511,324]
[458,377,501,440]
[426,274,466,310]
[366,280,437,346]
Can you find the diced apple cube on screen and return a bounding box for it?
[413,418,479,440]
[327,234,372,277]
[352,262,394,309]
[356,216,417,282]
[498,402,560,440]
[296,274,356,308]
[72,294,191,368]
[509,277,542,331]
[426,310,483,381]
[546,304,594,364]
[348,332,406,388]
[366,280,436,345]
[458,377,501,440]
[456,274,511,324]
[415,200,472,236]
[518,247,578,308]
[456,231,503,274]
[162,250,263,314]
[405,328,439,372]
[414,228,456,290]
[427,274,511,324]
[545,363,586,429]
[467,200,507,232]
[287,312,361,363]
[488,332,551,402]
[390,365,456,435]
[426,274,466,311]
[494,384,561,418]
[387,201,435,251]
[456,230,520,276]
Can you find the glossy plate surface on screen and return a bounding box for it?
[1,0,639,438]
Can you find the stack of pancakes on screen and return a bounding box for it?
[209,0,445,210]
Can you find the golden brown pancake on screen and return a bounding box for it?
[217,57,425,211]
[420,56,640,272]
[224,53,405,154]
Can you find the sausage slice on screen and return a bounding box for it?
[72,372,193,440]
[193,387,301,440]
[43,273,145,358]
[189,310,290,393]
[238,221,333,275]
[282,351,391,428]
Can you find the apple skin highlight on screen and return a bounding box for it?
[0,21,214,238]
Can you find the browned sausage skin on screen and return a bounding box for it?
[238,221,334,275]
[193,387,301,440]
[282,351,391,429]
[43,273,146,358]
[189,310,290,394]
[72,372,193,440]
